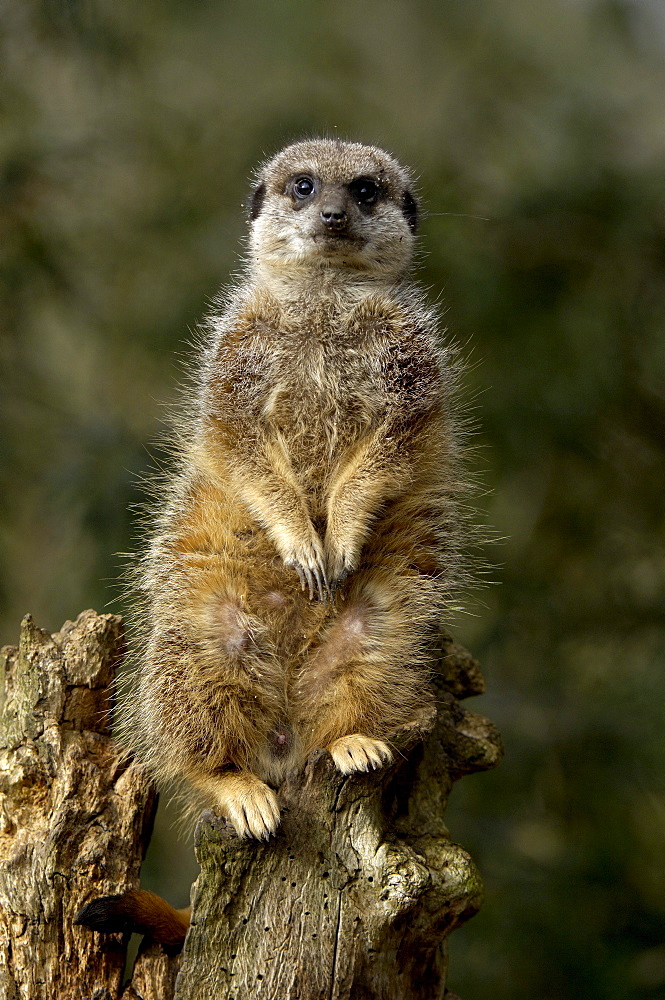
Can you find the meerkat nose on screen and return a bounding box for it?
[320,206,347,229]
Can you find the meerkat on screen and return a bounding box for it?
[75,138,474,948]
[120,137,469,842]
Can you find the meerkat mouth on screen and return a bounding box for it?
[312,230,362,248]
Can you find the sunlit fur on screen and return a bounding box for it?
[120,139,475,838]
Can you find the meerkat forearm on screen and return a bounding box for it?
[240,476,326,598]
[218,434,328,598]
[325,452,408,582]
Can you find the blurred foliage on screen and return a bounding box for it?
[1,1,664,997]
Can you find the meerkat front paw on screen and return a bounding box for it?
[213,772,281,840]
[328,734,393,775]
[324,533,359,591]
[282,531,329,601]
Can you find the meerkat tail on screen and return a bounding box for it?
[75,888,190,952]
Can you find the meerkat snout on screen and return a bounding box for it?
[319,200,348,231]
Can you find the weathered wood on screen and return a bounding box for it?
[174,634,502,1000]
[0,611,159,1000]
[120,942,181,1000]
[0,615,500,1000]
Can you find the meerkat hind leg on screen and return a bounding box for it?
[328,733,393,775]
[202,770,280,840]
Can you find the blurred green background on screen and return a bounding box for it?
[2,1,664,996]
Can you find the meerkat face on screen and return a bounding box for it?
[248,139,419,282]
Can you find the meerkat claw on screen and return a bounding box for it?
[312,564,330,604]
[214,776,281,840]
[231,786,280,840]
[328,735,394,776]
[294,565,307,592]
[289,556,329,603]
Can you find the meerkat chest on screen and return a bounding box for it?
[264,336,386,445]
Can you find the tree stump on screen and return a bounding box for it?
[0,614,501,999]
[0,611,173,1000]
[174,636,501,1000]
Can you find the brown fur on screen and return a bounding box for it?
[120,139,473,840]
[75,889,190,952]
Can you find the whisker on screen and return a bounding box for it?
[423,212,492,222]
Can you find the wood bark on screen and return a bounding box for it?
[0,613,501,999]
[0,611,175,1000]
[174,634,502,1000]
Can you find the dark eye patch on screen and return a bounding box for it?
[402,190,418,233]
[348,176,380,206]
[249,182,266,220]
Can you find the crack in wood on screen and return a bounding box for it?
[328,890,344,1000]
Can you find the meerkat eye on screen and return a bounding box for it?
[293,175,316,199]
[349,177,380,206]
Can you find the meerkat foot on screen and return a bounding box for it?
[212,772,281,840]
[327,734,393,775]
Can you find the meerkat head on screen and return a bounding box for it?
[247,139,419,284]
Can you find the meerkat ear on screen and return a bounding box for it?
[249,182,266,221]
[402,190,419,233]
